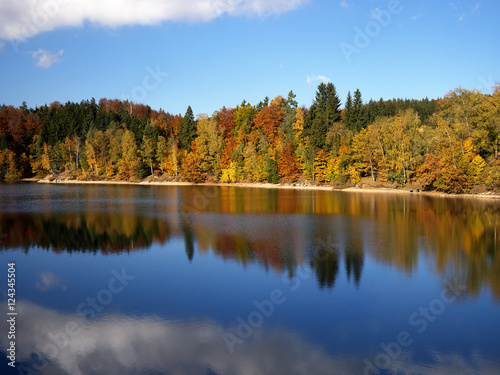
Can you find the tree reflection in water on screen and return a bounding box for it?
[0,186,499,300]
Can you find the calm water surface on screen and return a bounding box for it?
[0,182,499,374]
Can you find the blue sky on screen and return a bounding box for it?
[0,0,498,116]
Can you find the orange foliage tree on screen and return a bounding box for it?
[252,97,284,145]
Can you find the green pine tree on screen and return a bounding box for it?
[344,91,354,130]
[307,82,341,150]
[325,82,341,124]
[287,90,298,109]
[281,90,298,143]
[353,89,366,131]
[265,155,279,184]
[179,106,196,151]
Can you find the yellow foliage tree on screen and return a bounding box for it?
[220,161,238,183]
[292,108,305,146]
[118,130,139,180]
[162,136,179,177]
[469,154,486,178]
[0,149,21,179]
[295,136,314,179]
[156,135,168,174]
[243,141,265,181]
[85,138,98,175]
[314,149,330,182]
[351,129,372,180]
[193,117,224,178]
[41,143,52,173]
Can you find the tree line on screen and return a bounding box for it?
[1,83,499,193]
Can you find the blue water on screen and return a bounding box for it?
[0,183,499,374]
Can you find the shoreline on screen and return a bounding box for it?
[18,177,500,201]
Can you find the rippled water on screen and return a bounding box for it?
[0,182,499,374]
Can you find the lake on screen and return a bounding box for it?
[0,182,499,375]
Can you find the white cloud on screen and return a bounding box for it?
[0,301,351,375]
[36,271,66,291]
[451,1,481,22]
[472,1,481,14]
[307,75,331,86]
[0,41,4,50]
[340,1,349,9]
[31,48,64,68]
[0,0,310,41]
[1,301,498,375]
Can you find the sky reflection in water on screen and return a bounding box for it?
[0,183,499,374]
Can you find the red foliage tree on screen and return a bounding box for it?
[169,115,183,138]
[252,100,283,145]
[220,137,238,170]
[277,142,300,181]
[216,107,236,138]
[0,106,40,145]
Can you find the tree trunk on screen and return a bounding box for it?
[444,127,457,169]
[93,154,98,175]
[376,135,386,164]
[368,147,375,182]
[495,131,499,159]
[401,139,407,184]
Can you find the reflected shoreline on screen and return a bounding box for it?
[1,183,499,300]
[20,178,500,201]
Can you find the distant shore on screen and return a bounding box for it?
[17,175,500,201]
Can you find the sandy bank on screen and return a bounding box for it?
[26,176,500,201]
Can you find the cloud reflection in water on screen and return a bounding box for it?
[1,301,498,375]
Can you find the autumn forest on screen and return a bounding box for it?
[1,82,500,193]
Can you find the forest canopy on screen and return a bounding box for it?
[1,82,500,193]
